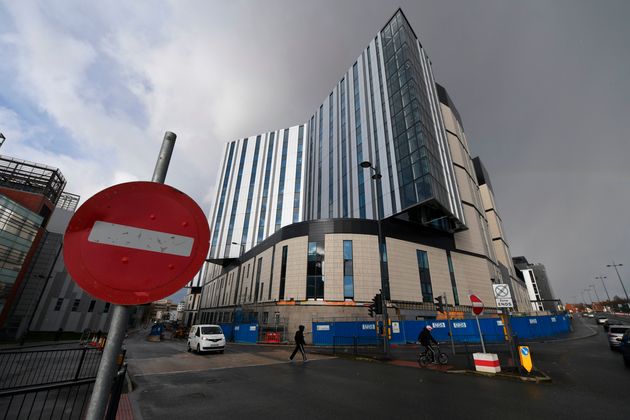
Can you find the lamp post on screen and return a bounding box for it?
[360,160,390,358]
[589,285,600,308]
[583,289,593,305]
[607,261,630,304]
[595,275,611,303]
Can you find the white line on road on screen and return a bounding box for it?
[88,221,194,256]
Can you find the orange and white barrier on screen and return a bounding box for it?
[473,352,501,373]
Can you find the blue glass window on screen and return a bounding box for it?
[241,135,261,246]
[257,133,275,244]
[447,252,459,306]
[279,245,288,300]
[353,63,366,218]
[307,241,325,299]
[293,125,304,222]
[275,129,290,231]
[225,138,248,255]
[416,250,433,302]
[343,240,354,299]
[211,142,236,254]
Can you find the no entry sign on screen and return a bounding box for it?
[470,294,484,315]
[64,181,210,305]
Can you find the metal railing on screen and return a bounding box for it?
[0,347,102,390]
[332,336,385,356]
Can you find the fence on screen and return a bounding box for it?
[332,336,385,357]
[312,314,571,346]
[0,347,102,390]
[0,346,127,420]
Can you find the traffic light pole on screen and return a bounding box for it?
[443,293,455,355]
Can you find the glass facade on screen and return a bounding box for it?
[279,245,288,300]
[275,129,290,231]
[328,93,334,217]
[317,107,323,219]
[306,241,325,299]
[241,135,261,246]
[257,133,275,244]
[340,78,349,218]
[211,142,235,253]
[380,11,449,211]
[0,195,43,315]
[375,38,397,214]
[367,45,384,218]
[254,257,262,303]
[293,125,304,223]
[416,249,433,302]
[353,63,366,218]
[226,138,248,255]
[343,240,354,299]
[447,252,459,305]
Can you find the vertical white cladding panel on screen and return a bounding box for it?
[375,32,401,216]
[358,53,374,220]
[367,39,393,218]
[217,140,240,258]
[207,142,229,257]
[281,126,298,227]
[348,63,359,219]
[267,129,282,235]
[321,97,331,219]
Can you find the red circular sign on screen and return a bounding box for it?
[470,294,484,315]
[64,182,209,305]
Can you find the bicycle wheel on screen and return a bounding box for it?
[437,352,448,365]
[418,354,429,367]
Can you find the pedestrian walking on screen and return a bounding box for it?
[289,325,307,362]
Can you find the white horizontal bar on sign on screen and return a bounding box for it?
[88,221,194,257]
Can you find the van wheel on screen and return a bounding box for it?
[219,350,224,354]
[196,344,201,354]
[187,343,191,352]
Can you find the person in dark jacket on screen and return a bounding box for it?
[418,325,438,357]
[289,325,307,362]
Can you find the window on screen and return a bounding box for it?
[54,298,63,311]
[257,133,275,244]
[71,299,80,312]
[416,250,433,302]
[275,129,290,231]
[279,246,288,300]
[447,252,459,305]
[104,302,111,313]
[293,125,305,222]
[88,300,96,313]
[340,78,349,217]
[353,63,366,218]
[211,142,236,254]
[262,312,269,325]
[225,138,248,254]
[343,240,354,299]
[307,241,325,299]
[254,257,262,303]
[241,135,261,245]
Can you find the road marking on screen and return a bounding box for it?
[88,221,194,256]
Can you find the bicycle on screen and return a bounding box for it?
[417,344,448,367]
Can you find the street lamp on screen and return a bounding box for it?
[584,288,593,305]
[231,241,245,258]
[607,261,630,305]
[360,160,390,358]
[595,275,611,303]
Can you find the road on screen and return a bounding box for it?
[125,317,630,420]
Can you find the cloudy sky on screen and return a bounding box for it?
[1,0,628,304]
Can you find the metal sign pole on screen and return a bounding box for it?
[86,132,176,420]
[475,314,486,354]
[444,293,455,355]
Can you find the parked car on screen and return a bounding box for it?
[187,324,226,354]
[596,316,608,325]
[619,330,630,368]
[607,325,630,351]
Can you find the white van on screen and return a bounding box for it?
[187,324,226,354]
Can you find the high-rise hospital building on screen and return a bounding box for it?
[198,9,531,335]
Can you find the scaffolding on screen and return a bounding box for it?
[0,156,66,206]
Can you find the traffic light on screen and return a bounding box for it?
[435,295,445,313]
[368,293,383,317]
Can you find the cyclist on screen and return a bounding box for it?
[418,325,438,360]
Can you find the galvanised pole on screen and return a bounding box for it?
[86,131,176,420]
[608,261,630,304]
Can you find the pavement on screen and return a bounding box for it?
[121,316,630,420]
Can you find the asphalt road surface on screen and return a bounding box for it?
[125,318,630,420]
